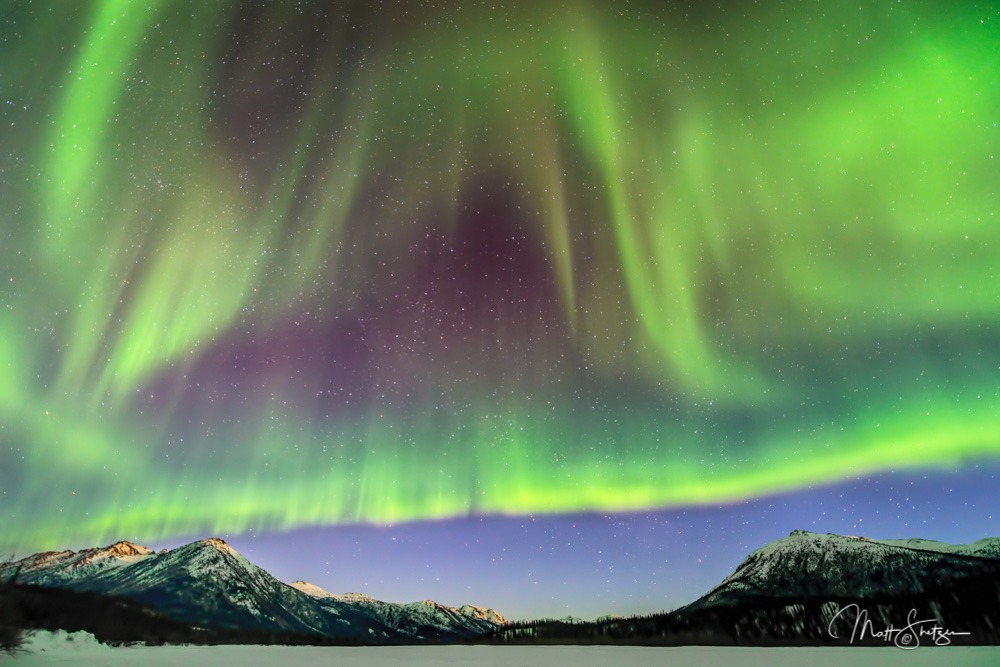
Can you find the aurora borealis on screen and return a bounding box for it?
[2,0,1000,617]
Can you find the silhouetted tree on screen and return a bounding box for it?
[0,557,25,654]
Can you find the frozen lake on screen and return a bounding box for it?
[9,631,999,666]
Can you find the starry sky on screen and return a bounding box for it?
[2,0,999,620]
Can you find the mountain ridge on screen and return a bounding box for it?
[688,529,1000,609]
[488,529,1000,646]
[9,529,999,646]
[1,536,505,644]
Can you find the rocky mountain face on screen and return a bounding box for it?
[491,530,1000,646]
[1,537,504,644]
[287,581,505,640]
[668,530,1000,645]
[688,529,1000,608]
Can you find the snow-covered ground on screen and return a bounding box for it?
[7,630,999,666]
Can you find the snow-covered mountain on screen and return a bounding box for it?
[288,580,505,638]
[1,537,504,643]
[687,529,1000,609]
[491,529,1000,646]
[5,540,155,586]
[650,529,1000,644]
[873,535,1000,560]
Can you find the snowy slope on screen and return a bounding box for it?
[2,538,505,643]
[687,529,1000,609]
[873,536,1000,559]
[4,541,155,586]
[96,538,338,636]
[287,580,505,641]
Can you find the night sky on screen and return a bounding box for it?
[2,0,999,620]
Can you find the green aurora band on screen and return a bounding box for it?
[1,0,999,551]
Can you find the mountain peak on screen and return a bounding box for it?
[103,541,153,557]
[458,604,508,625]
[192,537,238,555]
[688,529,1000,611]
[71,540,154,569]
[2,539,507,643]
[287,580,335,598]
